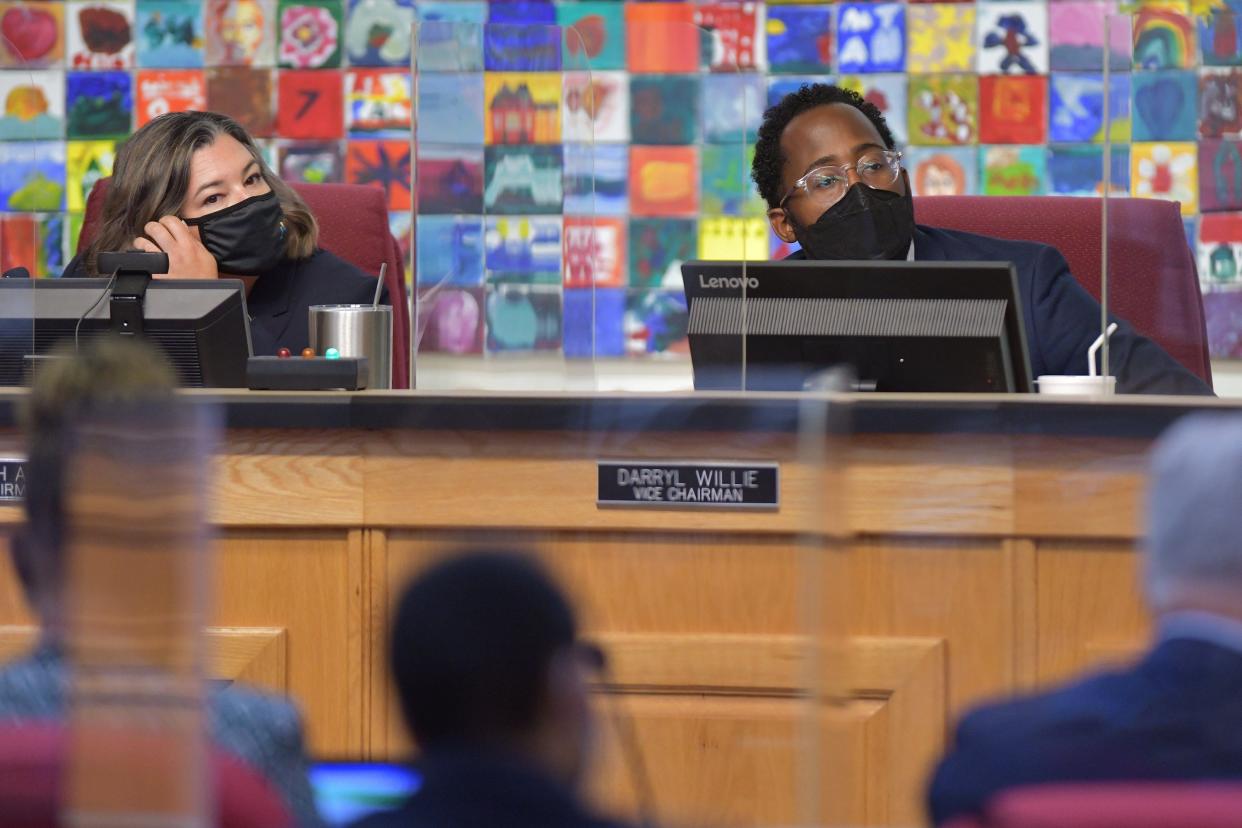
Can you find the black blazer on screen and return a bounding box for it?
[349,750,635,828]
[928,637,1242,825]
[789,225,1213,395]
[63,249,389,357]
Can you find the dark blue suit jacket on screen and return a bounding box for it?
[928,637,1242,825]
[790,226,1213,395]
[350,749,634,828]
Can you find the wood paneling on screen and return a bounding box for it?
[213,529,364,756]
[0,625,288,692]
[0,414,1168,827]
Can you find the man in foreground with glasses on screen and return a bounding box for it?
[752,83,1211,395]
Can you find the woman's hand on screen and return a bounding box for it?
[132,216,218,280]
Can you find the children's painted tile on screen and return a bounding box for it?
[345,0,413,67]
[1049,1,1130,71]
[698,216,769,261]
[907,4,975,74]
[1132,70,1197,141]
[1200,213,1242,286]
[416,214,484,287]
[908,73,978,145]
[557,1,625,71]
[418,286,485,354]
[135,68,205,126]
[483,145,563,215]
[836,3,905,74]
[1048,72,1131,143]
[702,73,765,144]
[0,71,63,140]
[1200,139,1242,211]
[767,4,831,75]
[563,70,628,144]
[206,66,273,136]
[905,145,979,195]
[278,140,343,183]
[417,144,483,215]
[65,139,114,212]
[1200,3,1242,67]
[0,2,65,69]
[0,141,65,212]
[136,1,205,68]
[417,72,484,145]
[1132,141,1198,215]
[205,0,276,67]
[67,0,135,70]
[1133,5,1195,69]
[839,74,908,144]
[768,75,834,109]
[977,2,1048,75]
[485,216,562,282]
[563,286,625,357]
[624,287,688,355]
[413,14,483,73]
[277,0,342,69]
[980,145,1047,195]
[1047,144,1129,196]
[484,14,561,72]
[979,74,1046,144]
[485,285,561,352]
[563,216,626,288]
[345,138,412,210]
[562,142,628,216]
[66,71,132,139]
[701,144,764,216]
[484,72,561,145]
[278,68,343,140]
[345,68,411,138]
[1203,288,1242,356]
[625,2,698,74]
[1200,68,1242,138]
[695,1,764,71]
[631,74,700,145]
[628,217,696,287]
[630,145,698,217]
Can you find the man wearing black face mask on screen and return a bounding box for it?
[753,84,1213,396]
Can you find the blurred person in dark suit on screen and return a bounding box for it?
[2,337,322,827]
[928,414,1242,824]
[352,551,638,828]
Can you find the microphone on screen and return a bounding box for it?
[2,267,29,278]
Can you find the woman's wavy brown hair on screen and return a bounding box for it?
[81,110,318,275]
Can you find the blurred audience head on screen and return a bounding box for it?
[1146,414,1242,613]
[390,550,599,787]
[15,337,176,625]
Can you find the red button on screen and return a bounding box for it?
[277,347,291,358]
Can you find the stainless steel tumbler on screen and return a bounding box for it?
[309,304,392,390]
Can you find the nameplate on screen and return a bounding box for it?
[597,461,779,510]
[0,458,26,502]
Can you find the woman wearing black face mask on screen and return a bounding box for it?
[65,110,389,357]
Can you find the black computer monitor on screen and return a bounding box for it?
[0,278,252,387]
[681,260,1033,393]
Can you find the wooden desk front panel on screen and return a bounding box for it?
[0,423,1155,827]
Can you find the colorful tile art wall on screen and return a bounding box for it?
[5,0,1242,359]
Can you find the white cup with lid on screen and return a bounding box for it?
[1036,322,1118,397]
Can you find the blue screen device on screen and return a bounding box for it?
[310,762,420,826]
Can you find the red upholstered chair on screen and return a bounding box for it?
[77,179,411,389]
[954,782,1242,828]
[914,196,1212,387]
[0,724,293,828]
